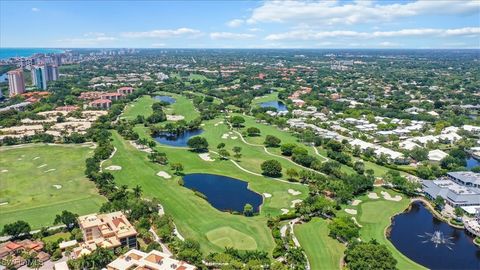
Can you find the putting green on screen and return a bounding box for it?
[206,226,258,250]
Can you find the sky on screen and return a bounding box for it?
[1,0,479,49]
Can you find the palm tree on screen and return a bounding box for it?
[133,185,142,198]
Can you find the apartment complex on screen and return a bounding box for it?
[73,211,137,257]
[7,69,26,96]
[107,249,196,270]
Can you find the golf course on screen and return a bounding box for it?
[0,143,106,229]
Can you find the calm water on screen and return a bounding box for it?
[0,73,6,83]
[466,156,480,169]
[260,101,288,111]
[390,202,480,270]
[153,129,203,147]
[0,48,64,60]
[154,95,176,104]
[183,173,263,213]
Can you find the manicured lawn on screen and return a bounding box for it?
[42,232,71,244]
[295,218,345,270]
[0,144,106,229]
[338,188,426,270]
[154,91,200,122]
[251,92,280,105]
[104,131,308,254]
[122,95,155,120]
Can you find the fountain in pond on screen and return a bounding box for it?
[419,230,455,250]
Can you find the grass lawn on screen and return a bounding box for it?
[122,95,155,120]
[295,218,345,270]
[104,130,308,254]
[251,92,280,105]
[154,91,200,122]
[338,188,426,270]
[0,144,106,230]
[42,231,71,244]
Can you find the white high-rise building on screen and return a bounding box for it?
[7,69,26,97]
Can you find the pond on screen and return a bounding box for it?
[154,95,176,104]
[466,156,480,170]
[389,201,480,270]
[153,129,203,147]
[182,173,263,213]
[260,101,288,112]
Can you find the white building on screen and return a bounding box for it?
[428,149,449,162]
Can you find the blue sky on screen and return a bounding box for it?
[1,0,479,48]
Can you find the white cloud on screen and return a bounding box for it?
[378,41,400,47]
[151,43,166,47]
[248,28,262,32]
[57,33,117,46]
[246,0,480,25]
[265,27,480,41]
[210,32,255,40]
[227,19,244,28]
[31,7,40,12]
[121,28,201,38]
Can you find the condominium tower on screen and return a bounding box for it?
[7,69,26,97]
[31,64,59,90]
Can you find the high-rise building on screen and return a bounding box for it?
[31,64,58,90]
[7,69,26,97]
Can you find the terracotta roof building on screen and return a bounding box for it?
[107,249,196,270]
[89,99,112,109]
[117,86,135,95]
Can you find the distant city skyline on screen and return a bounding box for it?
[1,0,479,49]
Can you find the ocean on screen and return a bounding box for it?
[0,48,65,60]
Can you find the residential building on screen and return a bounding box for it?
[31,64,59,90]
[107,249,196,270]
[89,98,112,109]
[7,69,26,96]
[428,149,449,162]
[101,92,125,101]
[117,86,135,95]
[0,240,49,268]
[73,211,137,258]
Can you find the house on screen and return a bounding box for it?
[0,240,48,268]
[107,249,196,270]
[463,125,480,135]
[89,99,112,109]
[73,211,137,258]
[428,149,448,162]
[79,91,104,100]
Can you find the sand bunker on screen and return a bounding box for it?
[352,217,362,227]
[214,121,224,126]
[345,208,358,215]
[1,170,8,173]
[166,115,185,121]
[44,169,56,173]
[156,171,172,179]
[231,136,238,140]
[291,199,303,208]
[221,133,229,139]
[105,165,122,171]
[381,191,402,201]
[351,199,362,206]
[263,193,272,198]
[281,208,289,214]
[367,192,379,199]
[33,157,40,160]
[17,158,22,161]
[288,189,302,196]
[130,141,153,153]
[0,202,8,206]
[52,185,62,189]
[37,164,47,168]
[199,153,214,161]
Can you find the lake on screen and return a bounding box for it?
[153,129,203,147]
[154,95,176,104]
[389,201,480,270]
[260,101,288,111]
[182,173,263,213]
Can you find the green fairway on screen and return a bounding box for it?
[295,218,345,270]
[122,95,155,120]
[337,188,426,270]
[154,91,200,122]
[0,144,106,229]
[206,227,258,250]
[104,131,308,254]
[251,92,281,105]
